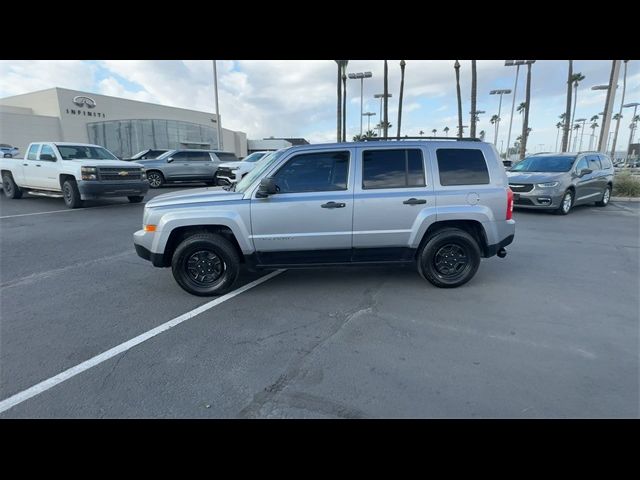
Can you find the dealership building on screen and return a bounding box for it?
[0,87,248,158]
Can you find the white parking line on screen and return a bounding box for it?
[0,202,145,219]
[0,269,285,415]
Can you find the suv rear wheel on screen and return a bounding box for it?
[417,228,481,288]
[147,171,164,188]
[171,233,240,296]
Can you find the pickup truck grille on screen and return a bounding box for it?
[509,183,534,193]
[99,167,142,181]
[216,167,236,180]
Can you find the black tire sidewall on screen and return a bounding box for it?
[419,229,481,288]
[3,174,16,198]
[147,171,163,188]
[63,180,82,208]
[171,234,240,296]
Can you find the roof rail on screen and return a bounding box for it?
[362,136,482,142]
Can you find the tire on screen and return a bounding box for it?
[147,171,164,188]
[2,173,23,199]
[595,185,611,207]
[555,190,573,215]
[128,196,144,203]
[171,233,240,296]
[62,178,83,208]
[417,227,481,288]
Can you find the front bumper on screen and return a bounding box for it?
[78,180,149,200]
[512,189,564,209]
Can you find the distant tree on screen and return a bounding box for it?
[432,128,437,136]
[443,126,450,137]
[419,130,424,136]
[561,61,573,152]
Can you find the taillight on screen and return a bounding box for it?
[506,187,514,220]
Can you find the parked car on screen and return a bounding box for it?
[128,149,169,161]
[0,144,20,158]
[1,142,148,208]
[134,139,515,296]
[136,149,239,188]
[216,151,269,186]
[507,152,614,215]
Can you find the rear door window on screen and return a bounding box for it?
[587,155,601,171]
[599,155,611,169]
[188,152,212,162]
[362,149,425,189]
[436,148,490,186]
[27,144,40,160]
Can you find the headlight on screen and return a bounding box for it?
[81,166,97,181]
[140,168,147,180]
[228,166,240,171]
[537,182,559,188]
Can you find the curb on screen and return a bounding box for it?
[611,196,640,202]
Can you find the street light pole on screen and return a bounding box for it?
[490,89,512,150]
[212,60,223,150]
[348,72,373,137]
[504,60,526,162]
[624,103,640,159]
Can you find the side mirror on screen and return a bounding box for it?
[166,157,174,163]
[40,153,56,161]
[256,177,278,198]
[579,168,592,177]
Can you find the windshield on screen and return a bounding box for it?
[235,148,289,193]
[155,150,177,160]
[510,155,576,173]
[242,152,267,163]
[56,145,119,161]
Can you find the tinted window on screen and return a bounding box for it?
[27,144,40,160]
[274,151,349,193]
[39,144,56,161]
[188,152,212,162]
[588,155,601,170]
[170,152,190,160]
[599,155,611,169]
[575,157,588,172]
[56,145,118,160]
[217,153,239,162]
[437,149,490,185]
[362,149,425,189]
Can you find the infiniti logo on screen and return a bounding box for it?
[73,95,96,109]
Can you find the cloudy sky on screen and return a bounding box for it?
[1,60,639,152]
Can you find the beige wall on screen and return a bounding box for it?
[222,128,247,157]
[0,112,62,154]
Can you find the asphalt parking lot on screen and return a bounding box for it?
[0,185,638,418]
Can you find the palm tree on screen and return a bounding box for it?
[353,134,364,142]
[490,114,499,144]
[432,128,437,137]
[470,60,477,138]
[517,102,526,115]
[519,61,534,160]
[568,71,585,148]
[479,130,486,141]
[555,121,563,151]
[383,60,389,138]
[364,129,377,139]
[589,121,599,150]
[419,130,424,136]
[610,60,629,158]
[342,67,348,142]
[444,126,450,137]
[397,60,406,139]
[335,60,348,142]
[561,61,573,152]
[454,60,463,138]
[572,123,582,151]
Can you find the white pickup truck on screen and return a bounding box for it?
[0,142,149,208]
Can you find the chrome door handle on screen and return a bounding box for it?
[403,198,426,205]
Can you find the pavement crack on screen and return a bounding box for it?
[99,349,129,391]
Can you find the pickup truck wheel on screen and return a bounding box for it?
[171,233,240,296]
[2,173,22,199]
[62,179,83,208]
[147,171,164,188]
[128,196,144,203]
[417,228,481,288]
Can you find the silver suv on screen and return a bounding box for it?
[507,152,614,214]
[133,139,516,296]
[136,149,239,188]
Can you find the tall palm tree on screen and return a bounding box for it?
[432,128,437,137]
[383,60,389,137]
[470,60,477,138]
[610,60,629,158]
[342,68,348,142]
[419,130,424,136]
[519,61,534,160]
[479,130,485,141]
[454,60,463,138]
[335,60,343,142]
[572,123,581,151]
[397,60,406,139]
[444,126,450,137]
[561,61,573,152]
[568,71,586,148]
[589,121,599,150]
[555,121,563,151]
[517,102,526,115]
[490,114,500,143]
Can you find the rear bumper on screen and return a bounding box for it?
[78,180,149,200]
[484,234,514,258]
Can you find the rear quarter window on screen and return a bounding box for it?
[599,155,612,169]
[436,148,490,186]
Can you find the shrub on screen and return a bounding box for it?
[613,172,640,197]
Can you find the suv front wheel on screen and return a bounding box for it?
[171,233,240,296]
[417,228,481,288]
